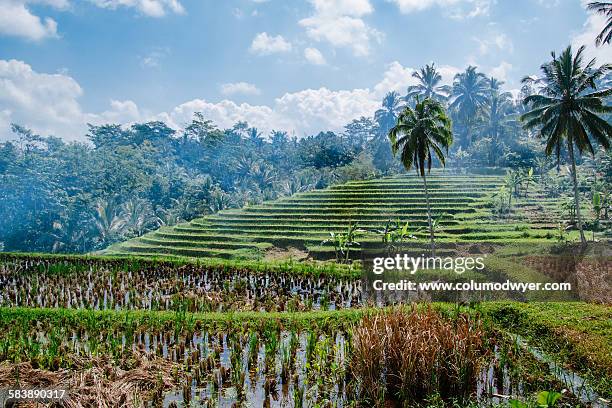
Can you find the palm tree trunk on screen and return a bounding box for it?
[423,173,436,256]
[567,140,587,245]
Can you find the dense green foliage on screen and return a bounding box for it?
[0,120,381,253]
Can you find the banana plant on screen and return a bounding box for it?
[556,222,567,243]
[322,221,364,263]
[536,391,562,407]
[560,198,577,224]
[523,167,535,198]
[505,170,522,212]
[509,390,562,408]
[377,219,419,255]
[430,213,446,235]
[491,185,511,216]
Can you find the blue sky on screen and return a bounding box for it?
[0,0,609,140]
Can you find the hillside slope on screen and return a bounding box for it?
[106,172,574,260]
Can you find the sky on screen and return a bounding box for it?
[0,0,610,141]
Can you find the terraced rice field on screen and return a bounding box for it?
[108,173,574,261]
[0,254,608,407]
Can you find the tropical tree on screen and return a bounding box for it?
[247,127,265,149]
[587,2,612,46]
[449,66,489,147]
[344,116,376,148]
[374,91,403,136]
[373,92,403,172]
[405,63,451,103]
[521,45,612,245]
[388,98,453,255]
[476,79,518,165]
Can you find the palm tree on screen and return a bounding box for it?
[521,45,612,245]
[388,98,453,254]
[405,63,451,103]
[476,79,517,165]
[449,66,489,147]
[587,2,612,46]
[374,91,403,136]
[94,199,127,243]
[247,127,264,148]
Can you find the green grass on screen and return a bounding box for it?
[482,302,612,398]
[0,306,365,333]
[0,252,360,278]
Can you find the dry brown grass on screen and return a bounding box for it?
[0,353,176,407]
[349,306,489,406]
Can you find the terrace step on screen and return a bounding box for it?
[138,237,268,250]
[206,213,469,223]
[117,244,259,259]
[109,173,568,261]
[233,208,475,217]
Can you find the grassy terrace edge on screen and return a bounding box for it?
[484,302,612,397]
[0,252,359,278]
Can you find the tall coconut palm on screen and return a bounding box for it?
[388,98,453,254]
[476,79,518,165]
[521,45,612,245]
[449,66,489,147]
[374,91,403,136]
[405,63,452,103]
[587,2,612,46]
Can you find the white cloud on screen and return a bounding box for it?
[571,12,612,63]
[304,47,327,65]
[437,65,462,85]
[153,88,378,137]
[90,99,142,124]
[0,0,183,41]
[220,82,261,96]
[373,61,417,96]
[373,61,460,97]
[0,59,84,139]
[89,0,184,17]
[306,0,373,16]
[488,61,512,81]
[299,0,382,56]
[153,99,286,134]
[0,59,146,140]
[249,32,292,55]
[0,110,11,134]
[388,0,493,18]
[0,0,68,40]
[1,60,466,141]
[273,87,378,135]
[160,62,433,136]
